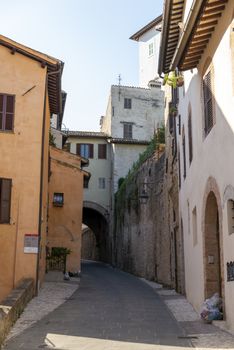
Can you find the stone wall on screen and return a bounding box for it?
[0,279,34,346]
[114,151,172,286]
[81,227,99,261]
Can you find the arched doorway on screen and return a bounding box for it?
[204,191,222,299]
[82,201,110,263]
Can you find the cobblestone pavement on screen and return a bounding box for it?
[3,263,234,350]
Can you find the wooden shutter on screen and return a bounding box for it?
[182,129,186,179]
[76,143,81,156]
[89,144,94,158]
[123,124,132,138]
[188,113,193,163]
[5,95,14,130]
[98,144,107,159]
[0,95,14,131]
[0,178,12,223]
[203,71,213,134]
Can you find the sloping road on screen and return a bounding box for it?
[4,261,192,350]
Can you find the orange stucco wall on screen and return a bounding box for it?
[0,44,50,301]
[47,147,84,273]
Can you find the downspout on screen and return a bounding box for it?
[35,66,61,295]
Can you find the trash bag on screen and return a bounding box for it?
[200,293,223,321]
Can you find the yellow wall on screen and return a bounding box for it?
[48,147,84,273]
[0,44,49,300]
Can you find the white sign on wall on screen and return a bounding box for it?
[24,234,38,254]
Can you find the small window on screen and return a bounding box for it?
[98,144,107,159]
[98,178,106,189]
[76,144,94,159]
[227,199,234,235]
[124,98,132,109]
[83,177,89,189]
[178,151,181,188]
[182,126,186,179]
[192,206,198,246]
[178,114,181,135]
[188,111,193,164]
[203,69,214,136]
[0,178,12,224]
[0,94,15,131]
[148,42,154,56]
[53,193,64,207]
[112,106,115,116]
[123,123,132,139]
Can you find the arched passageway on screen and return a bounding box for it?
[82,202,110,263]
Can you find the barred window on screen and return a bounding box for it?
[188,111,193,164]
[182,126,186,179]
[124,98,132,109]
[203,70,214,136]
[123,123,132,139]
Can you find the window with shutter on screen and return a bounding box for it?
[0,94,15,131]
[178,151,181,188]
[124,98,132,109]
[76,143,94,159]
[123,123,133,139]
[182,127,186,179]
[98,178,106,189]
[0,178,12,223]
[188,112,193,164]
[98,144,107,159]
[203,70,214,135]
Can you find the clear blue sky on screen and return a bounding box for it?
[0,0,163,131]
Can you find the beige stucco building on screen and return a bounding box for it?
[48,146,88,273]
[0,35,63,300]
[66,131,111,262]
[159,0,234,331]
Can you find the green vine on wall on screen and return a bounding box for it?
[115,124,165,221]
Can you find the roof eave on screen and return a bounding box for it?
[170,0,205,71]
[130,15,162,41]
[170,0,228,72]
[158,0,173,75]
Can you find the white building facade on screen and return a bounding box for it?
[100,84,164,193]
[159,0,234,331]
[67,132,111,215]
[130,15,162,88]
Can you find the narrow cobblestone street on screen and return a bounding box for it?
[3,261,234,350]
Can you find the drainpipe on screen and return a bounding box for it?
[35,66,61,295]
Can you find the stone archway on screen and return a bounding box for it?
[82,201,110,263]
[202,177,224,304]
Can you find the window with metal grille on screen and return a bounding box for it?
[123,123,133,139]
[53,193,64,207]
[203,70,214,135]
[98,144,107,159]
[148,42,154,56]
[178,151,181,188]
[182,127,186,179]
[76,143,93,159]
[188,112,193,164]
[0,178,12,223]
[83,176,89,189]
[124,98,132,109]
[0,94,15,131]
[98,178,105,189]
